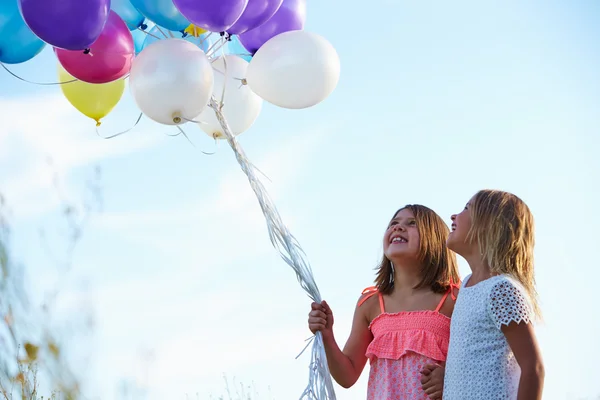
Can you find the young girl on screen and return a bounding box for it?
[308,204,460,399]
[424,189,545,399]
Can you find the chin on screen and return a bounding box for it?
[387,250,417,261]
[446,237,458,252]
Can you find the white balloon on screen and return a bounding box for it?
[246,30,340,109]
[129,38,214,125]
[197,55,263,139]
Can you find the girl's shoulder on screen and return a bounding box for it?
[486,275,534,329]
[356,286,383,323]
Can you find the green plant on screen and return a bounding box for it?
[0,162,101,399]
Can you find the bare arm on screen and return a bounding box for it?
[309,297,373,388]
[502,321,544,400]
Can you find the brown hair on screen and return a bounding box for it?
[466,189,541,318]
[374,204,460,295]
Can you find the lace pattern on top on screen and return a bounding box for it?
[488,279,532,329]
[443,275,535,400]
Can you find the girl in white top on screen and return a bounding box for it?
[420,189,544,400]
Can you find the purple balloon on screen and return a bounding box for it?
[173,0,248,32]
[238,0,305,54]
[18,0,110,50]
[227,0,284,35]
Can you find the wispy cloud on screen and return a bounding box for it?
[0,93,166,218]
[65,121,337,399]
[90,123,329,262]
[2,88,344,399]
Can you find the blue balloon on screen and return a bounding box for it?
[132,27,147,54]
[141,25,210,53]
[129,0,189,32]
[227,35,252,63]
[0,0,45,64]
[111,0,145,31]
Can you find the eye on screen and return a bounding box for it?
[408,220,416,226]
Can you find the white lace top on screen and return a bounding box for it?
[443,274,533,400]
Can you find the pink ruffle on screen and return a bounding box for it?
[365,311,450,362]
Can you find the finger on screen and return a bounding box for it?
[423,363,440,371]
[311,302,321,310]
[420,366,432,375]
[422,379,434,391]
[308,310,327,320]
[420,374,430,385]
[321,300,332,313]
[429,390,442,400]
[308,316,327,326]
[423,384,437,394]
[308,322,325,333]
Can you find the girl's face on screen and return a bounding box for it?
[383,208,421,262]
[447,196,475,256]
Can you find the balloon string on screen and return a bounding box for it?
[136,27,162,40]
[199,32,213,47]
[207,40,228,59]
[219,49,229,106]
[205,36,226,58]
[95,112,143,139]
[1,63,77,86]
[154,25,169,39]
[181,116,203,124]
[209,97,336,400]
[175,126,217,155]
[94,113,217,155]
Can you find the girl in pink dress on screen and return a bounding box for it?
[308,204,460,399]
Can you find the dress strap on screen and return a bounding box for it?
[358,286,386,313]
[434,282,460,312]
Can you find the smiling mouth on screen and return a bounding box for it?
[390,235,408,244]
[451,224,456,231]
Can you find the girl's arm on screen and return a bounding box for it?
[319,297,373,388]
[502,322,545,400]
[489,279,544,400]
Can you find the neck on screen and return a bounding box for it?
[390,259,423,293]
[464,252,494,285]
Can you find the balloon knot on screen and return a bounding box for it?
[219,31,225,36]
[181,32,188,38]
[241,78,248,86]
[140,23,148,30]
[173,116,182,124]
[83,48,91,55]
[95,120,101,127]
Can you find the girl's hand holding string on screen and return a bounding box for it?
[308,300,334,338]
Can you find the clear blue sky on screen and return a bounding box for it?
[1,1,599,399]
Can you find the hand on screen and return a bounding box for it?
[420,363,444,400]
[308,300,334,337]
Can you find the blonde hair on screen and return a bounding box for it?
[375,204,460,295]
[467,189,541,318]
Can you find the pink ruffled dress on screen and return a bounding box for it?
[358,286,457,400]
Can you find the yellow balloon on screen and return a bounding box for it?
[58,65,125,126]
[184,24,207,37]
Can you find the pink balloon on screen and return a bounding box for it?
[55,11,133,84]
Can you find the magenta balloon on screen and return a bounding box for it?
[238,0,305,54]
[18,0,110,50]
[55,11,134,84]
[227,0,284,35]
[173,0,248,32]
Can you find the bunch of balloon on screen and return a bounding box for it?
[3,0,342,398]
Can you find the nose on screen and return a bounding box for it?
[392,224,406,232]
[451,214,456,221]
